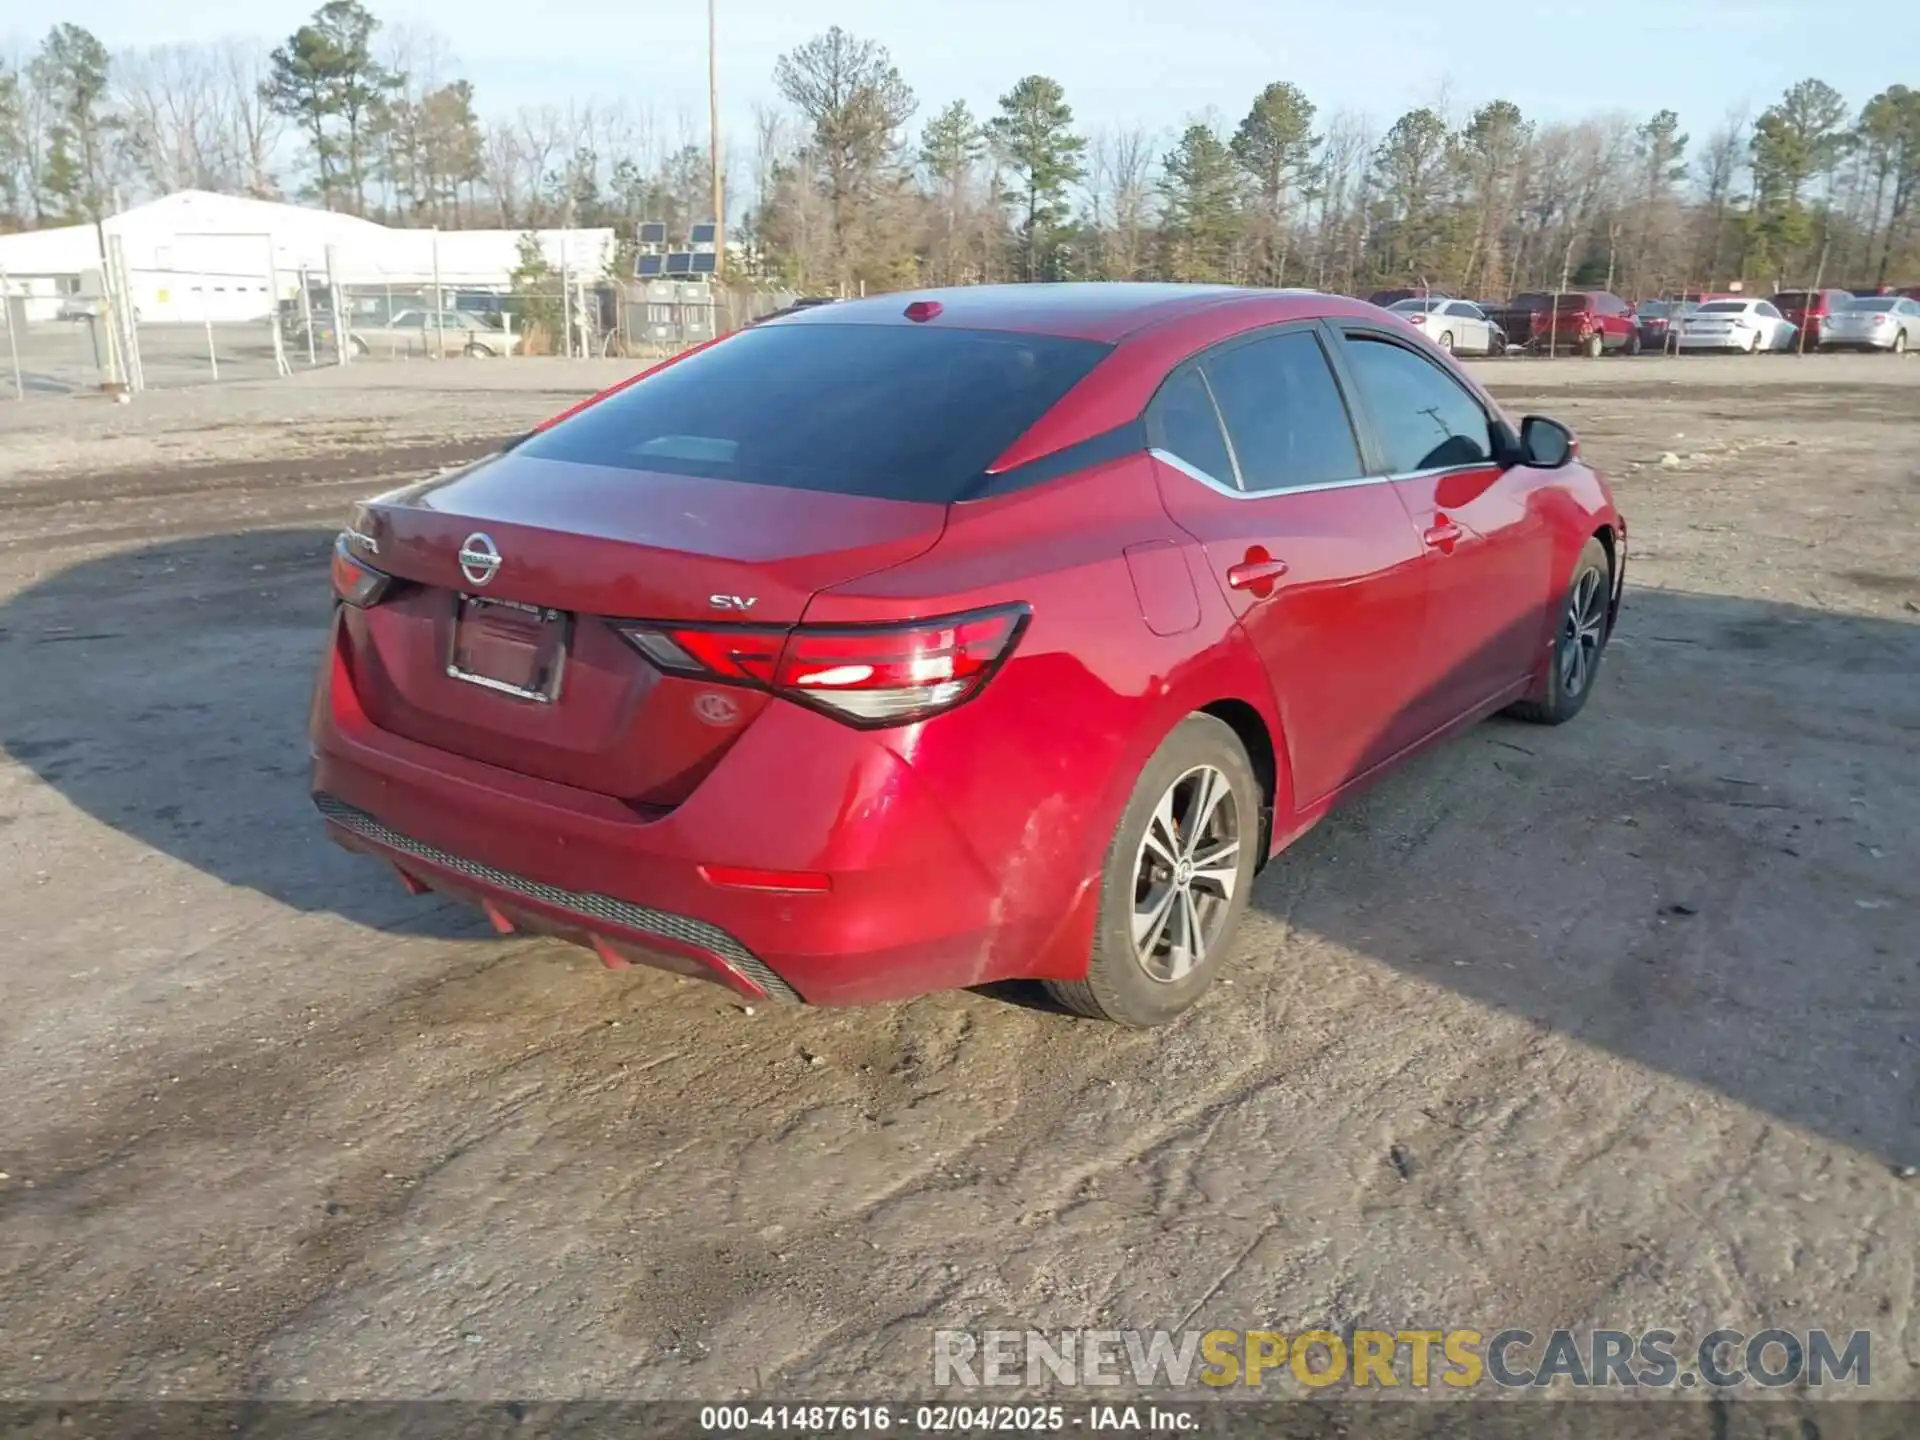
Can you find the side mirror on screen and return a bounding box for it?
[1519,415,1575,469]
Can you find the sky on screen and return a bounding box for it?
[24,0,1919,158]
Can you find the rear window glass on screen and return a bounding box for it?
[1698,301,1747,313]
[515,323,1113,502]
[1846,298,1898,311]
[1552,294,1595,311]
[1773,292,1811,307]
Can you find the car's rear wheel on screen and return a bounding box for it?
[1045,714,1261,1027]
[1895,330,1909,355]
[349,335,369,357]
[1583,332,1603,358]
[464,342,495,358]
[1436,330,1454,353]
[1505,536,1612,727]
[1624,328,1642,356]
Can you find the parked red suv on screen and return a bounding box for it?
[312,285,1625,1025]
[1517,291,1639,356]
[1770,289,1852,350]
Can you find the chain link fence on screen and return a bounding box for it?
[2,230,793,401]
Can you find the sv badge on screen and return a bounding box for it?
[709,594,758,612]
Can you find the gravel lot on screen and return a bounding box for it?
[0,354,1916,1415]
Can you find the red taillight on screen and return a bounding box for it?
[330,534,391,608]
[618,604,1030,728]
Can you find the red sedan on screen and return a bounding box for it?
[312,285,1625,1026]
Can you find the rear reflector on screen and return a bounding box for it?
[330,533,392,608]
[618,603,1029,728]
[700,865,833,893]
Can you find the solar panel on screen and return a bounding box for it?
[638,221,667,245]
[690,252,717,274]
[634,254,664,278]
[689,223,717,246]
[664,252,694,275]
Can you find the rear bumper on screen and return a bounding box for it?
[310,617,1066,1007]
[315,793,803,1002]
[1819,334,1895,349]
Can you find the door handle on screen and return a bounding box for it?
[1423,518,1463,550]
[1226,556,1290,590]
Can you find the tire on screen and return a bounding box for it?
[1746,330,1762,354]
[1044,715,1262,1027]
[1895,330,1908,355]
[1436,330,1454,353]
[1624,328,1642,356]
[349,335,369,357]
[464,342,495,358]
[1505,537,1612,727]
[1583,332,1603,358]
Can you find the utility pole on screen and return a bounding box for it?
[709,0,724,278]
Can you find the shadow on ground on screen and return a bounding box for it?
[2,527,1915,1166]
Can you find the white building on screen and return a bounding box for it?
[0,190,615,325]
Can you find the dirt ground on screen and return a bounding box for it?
[0,354,1916,1410]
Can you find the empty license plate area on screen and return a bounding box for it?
[447,595,571,703]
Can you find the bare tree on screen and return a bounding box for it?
[217,40,281,198]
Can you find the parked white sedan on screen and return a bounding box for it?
[1386,297,1505,356]
[1673,298,1798,353]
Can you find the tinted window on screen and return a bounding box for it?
[1773,292,1811,307]
[1341,336,1495,474]
[516,323,1112,502]
[1757,302,1782,319]
[1699,301,1747,313]
[1849,298,1898,311]
[1445,302,1479,317]
[1150,367,1235,484]
[1201,331,1364,493]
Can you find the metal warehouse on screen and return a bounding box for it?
[0,190,613,326]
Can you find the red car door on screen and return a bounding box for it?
[1145,324,1433,809]
[1329,325,1558,727]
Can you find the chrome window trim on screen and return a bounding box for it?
[1149,448,1399,500]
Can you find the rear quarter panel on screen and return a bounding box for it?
[803,453,1286,981]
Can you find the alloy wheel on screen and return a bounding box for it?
[1560,566,1608,698]
[1131,764,1241,983]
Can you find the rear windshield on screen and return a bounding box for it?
[515,322,1113,502]
[1698,301,1748,313]
[1772,292,1812,307]
[1389,299,1444,312]
[1637,301,1670,317]
[1552,294,1596,311]
[1845,297,1898,311]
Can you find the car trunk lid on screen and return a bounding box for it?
[338,453,947,806]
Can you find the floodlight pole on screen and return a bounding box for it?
[709,0,724,278]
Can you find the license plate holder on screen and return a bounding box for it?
[447,594,571,703]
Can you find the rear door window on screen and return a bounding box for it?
[515,322,1113,502]
[1199,330,1366,493]
[1339,334,1496,474]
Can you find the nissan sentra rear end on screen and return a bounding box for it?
[309,315,1117,1006]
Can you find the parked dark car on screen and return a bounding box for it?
[1633,299,1697,352]
[1769,289,1853,350]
